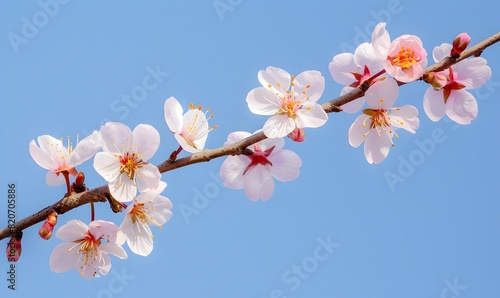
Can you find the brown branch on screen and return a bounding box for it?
[2,31,499,242]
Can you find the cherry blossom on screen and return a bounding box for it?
[49,219,127,279]
[29,131,101,186]
[93,122,161,203]
[348,78,419,164]
[372,22,428,83]
[423,43,491,125]
[246,66,328,138]
[164,96,215,153]
[118,181,173,256]
[219,131,302,201]
[329,42,384,113]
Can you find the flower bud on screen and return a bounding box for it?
[423,72,450,91]
[287,127,305,142]
[46,211,58,226]
[39,221,55,240]
[6,232,22,262]
[71,171,87,193]
[451,33,470,58]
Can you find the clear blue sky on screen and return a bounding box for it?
[1,1,499,297]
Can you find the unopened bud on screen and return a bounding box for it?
[423,72,450,90]
[287,127,306,142]
[71,172,87,193]
[39,211,58,240]
[451,33,471,58]
[39,221,55,240]
[6,231,22,262]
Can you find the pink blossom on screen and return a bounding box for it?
[348,78,419,164]
[451,33,470,58]
[372,22,428,83]
[423,43,491,124]
[219,131,301,201]
[329,42,384,113]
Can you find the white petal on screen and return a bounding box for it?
[365,78,399,109]
[136,163,161,192]
[263,115,296,138]
[269,149,302,182]
[354,42,383,73]
[225,131,252,146]
[258,66,291,95]
[423,87,447,122]
[256,135,285,152]
[243,166,274,201]
[99,122,133,154]
[389,105,420,133]
[109,176,137,203]
[49,242,78,273]
[29,139,58,170]
[89,220,120,242]
[46,171,65,186]
[68,131,101,167]
[220,156,247,189]
[174,134,201,153]
[295,103,328,129]
[340,86,366,114]
[100,243,128,259]
[121,216,154,256]
[133,124,160,161]
[55,219,89,241]
[364,128,393,164]
[164,96,184,134]
[329,52,357,85]
[149,196,173,226]
[371,22,390,60]
[93,152,121,183]
[293,70,325,102]
[446,89,478,125]
[246,87,280,115]
[348,115,371,148]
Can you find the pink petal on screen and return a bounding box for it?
[269,149,302,182]
[453,57,491,89]
[243,166,274,201]
[365,78,399,109]
[220,156,247,189]
[446,89,478,125]
[371,22,390,60]
[329,52,357,85]
[423,87,447,122]
[433,43,452,62]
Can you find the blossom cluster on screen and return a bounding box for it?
[20,22,492,278]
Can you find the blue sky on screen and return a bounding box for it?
[1,1,499,297]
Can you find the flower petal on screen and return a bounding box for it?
[220,156,247,189]
[68,131,101,167]
[293,70,325,102]
[93,152,121,183]
[109,175,137,203]
[263,115,296,138]
[243,166,274,201]
[365,78,399,109]
[246,87,280,116]
[295,103,328,129]
[423,87,447,122]
[55,219,89,241]
[164,96,184,134]
[389,105,420,133]
[29,139,58,170]
[49,242,78,273]
[329,52,357,85]
[433,43,452,62]
[339,86,366,114]
[348,115,371,148]
[364,128,393,164]
[258,66,291,95]
[453,57,491,89]
[269,149,301,182]
[133,124,160,161]
[136,163,161,193]
[446,89,478,125]
[99,122,133,155]
[371,22,390,60]
[46,171,65,186]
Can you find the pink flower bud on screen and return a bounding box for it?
[287,127,305,142]
[6,232,22,262]
[71,171,87,193]
[39,222,55,240]
[423,72,450,90]
[451,33,470,58]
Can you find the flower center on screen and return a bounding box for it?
[243,144,275,175]
[350,65,372,87]
[180,103,217,148]
[130,203,147,224]
[119,152,147,180]
[442,67,466,103]
[278,91,302,118]
[390,46,419,69]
